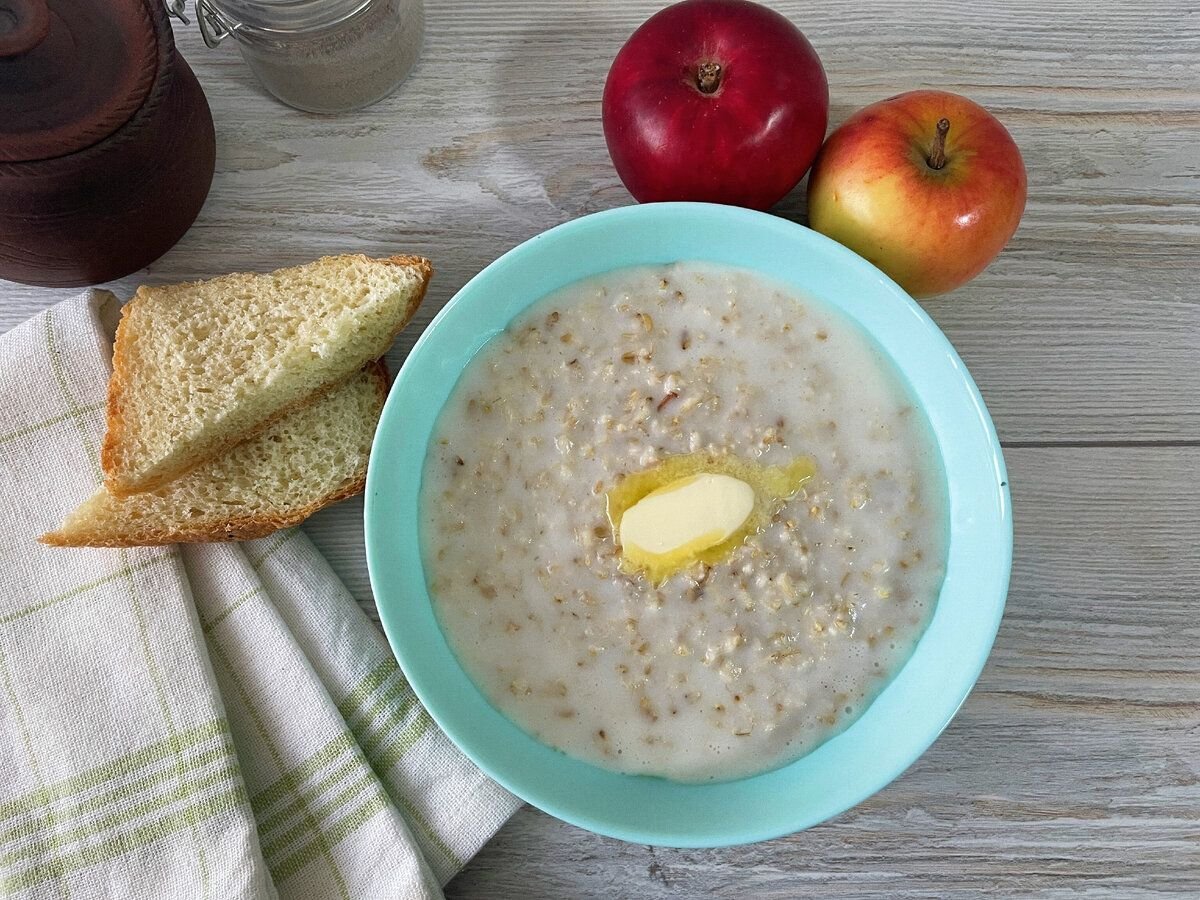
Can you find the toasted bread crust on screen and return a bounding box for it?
[39,476,366,547]
[101,254,427,497]
[381,254,434,285]
[45,360,391,548]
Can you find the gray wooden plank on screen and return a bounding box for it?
[1,1,1197,442]
[444,445,1200,898]
[1,0,1197,895]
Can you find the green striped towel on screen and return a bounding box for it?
[0,292,520,898]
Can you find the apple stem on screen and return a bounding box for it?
[696,62,722,94]
[927,118,951,170]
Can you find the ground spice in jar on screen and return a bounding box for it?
[205,0,424,114]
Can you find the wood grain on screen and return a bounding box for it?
[2,0,1198,896]
[447,447,1200,898]
[2,0,1197,442]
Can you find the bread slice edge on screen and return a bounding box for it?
[42,360,390,548]
[101,253,429,497]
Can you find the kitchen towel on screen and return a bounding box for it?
[0,291,520,899]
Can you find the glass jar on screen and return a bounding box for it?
[188,0,423,114]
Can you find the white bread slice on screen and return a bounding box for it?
[42,363,387,547]
[102,254,429,496]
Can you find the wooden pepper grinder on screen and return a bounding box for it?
[0,0,216,287]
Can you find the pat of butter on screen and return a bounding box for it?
[619,473,755,565]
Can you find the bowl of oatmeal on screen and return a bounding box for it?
[365,202,1011,846]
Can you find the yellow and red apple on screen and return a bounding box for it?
[806,90,1026,298]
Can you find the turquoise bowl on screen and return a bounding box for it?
[365,202,1011,848]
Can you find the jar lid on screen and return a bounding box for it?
[0,0,158,163]
[202,0,372,35]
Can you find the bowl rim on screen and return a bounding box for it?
[365,201,1012,847]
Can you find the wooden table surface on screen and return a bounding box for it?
[4,0,1198,895]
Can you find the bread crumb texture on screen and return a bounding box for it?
[45,364,387,546]
[102,254,429,494]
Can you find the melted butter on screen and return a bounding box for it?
[606,452,817,583]
[619,473,756,572]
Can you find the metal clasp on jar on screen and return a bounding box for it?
[162,0,235,45]
[194,0,236,47]
[162,0,188,23]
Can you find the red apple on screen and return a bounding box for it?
[602,0,828,210]
[806,90,1027,298]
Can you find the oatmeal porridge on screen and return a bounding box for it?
[420,262,948,782]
